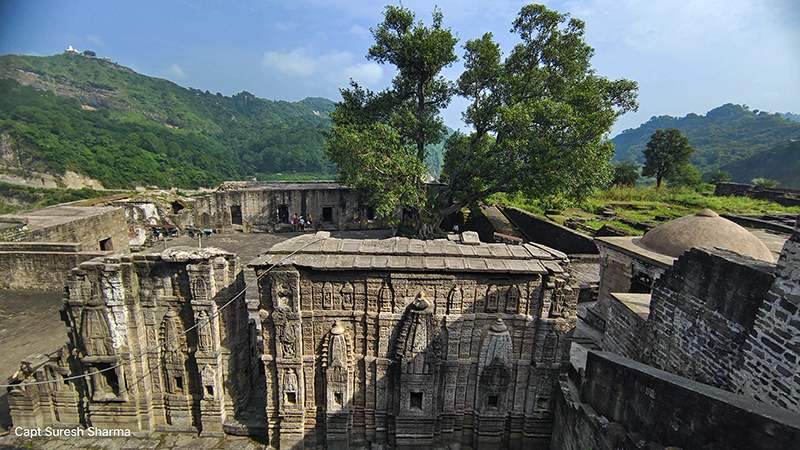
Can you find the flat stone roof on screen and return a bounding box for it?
[610,292,652,320]
[218,181,345,191]
[595,236,675,267]
[0,205,121,231]
[250,231,567,275]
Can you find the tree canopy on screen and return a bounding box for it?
[325,5,458,226]
[325,3,638,234]
[641,128,695,187]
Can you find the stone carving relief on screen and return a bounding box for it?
[486,285,499,312]
[478,318,514,412]
[195,309,214,351]
[506,285,520,314]
[448,285,462,314]
[341,282,354,310]
[160,310,188,395]
[379,282,394,313]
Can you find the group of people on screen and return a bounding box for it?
[290,213,313,232]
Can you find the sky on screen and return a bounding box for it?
[0,0,798,137]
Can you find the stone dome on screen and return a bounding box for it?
[637,209,774,262]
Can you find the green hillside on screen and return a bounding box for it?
[0,53,336,188]
[612,104,800,172]
[718,140,800,188]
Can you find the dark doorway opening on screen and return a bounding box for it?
[410,392,423,410]
[278,205,290,223]
[99,238,113,251]
[322,206,333,223]
[230,205,243,225]
[630,273,653,294]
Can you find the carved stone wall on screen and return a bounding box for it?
[7,247,253,436]
[253,232,577,449]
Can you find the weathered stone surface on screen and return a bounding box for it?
[252,232,576,449]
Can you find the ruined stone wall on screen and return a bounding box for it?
[0,242,108,290]
[736,221,800,413]
[257,265,577,450]
[593,241,669,328]
[647,247,775,390]
[18,207,129,253]
[552,351,800,450]
[188,183,385,233]
[601,294,651,361]
[715,182,800,208]
[8,247,254,436]
[502,207,598,255]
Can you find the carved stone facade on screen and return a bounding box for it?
[252,231,577,449]
[8,231,576,447]
[8,247,254,436]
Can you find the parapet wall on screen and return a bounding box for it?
[502,207,598,255]
[0,242,108,290]
[552,351,800,450]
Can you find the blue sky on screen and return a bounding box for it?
[1,0,798,137]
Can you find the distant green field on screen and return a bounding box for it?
[491,185,800,236]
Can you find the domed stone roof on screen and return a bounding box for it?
[637,209,774,262]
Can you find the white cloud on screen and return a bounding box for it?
[86,35,104,46]
[275,21,300,31]
[262,49,317,77]
[166,64,187,78]
[262,47,384,87]
[347,25,371,38]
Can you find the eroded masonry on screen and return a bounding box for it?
[9,231,577,449]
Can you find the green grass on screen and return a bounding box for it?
[487,185,799,236]
[0,182,132,214]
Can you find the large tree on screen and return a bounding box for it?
[641,128,695,187]
[326,4,638,234]
[325,5,457,229]
[437,4,638,227]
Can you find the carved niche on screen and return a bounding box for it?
[160,310,188,395]
[477,318,513,413]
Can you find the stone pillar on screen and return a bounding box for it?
[267,267,306,449]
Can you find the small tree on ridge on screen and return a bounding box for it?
[642,128,694,187]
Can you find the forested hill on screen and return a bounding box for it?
[611,103,800,173]
[718,140,800,188]
[0,52,336,188]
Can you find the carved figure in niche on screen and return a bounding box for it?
[486,285,499,312]
[341,282,354,310]
[80,305,113,357]
[285,368,298,392]
[379,283,393,313]
[323,282,334,310]
[281,322,297,358]
[192,277,208,301]
[550,288,564,317]
[196,310,213,351]
[328,320,347,382]
[543,332,558,362]
[276,283,293,310]
[506,285,520,314]
[448,285,462,314]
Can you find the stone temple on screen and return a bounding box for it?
[8,231,578,449]
[7,209,800,449]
